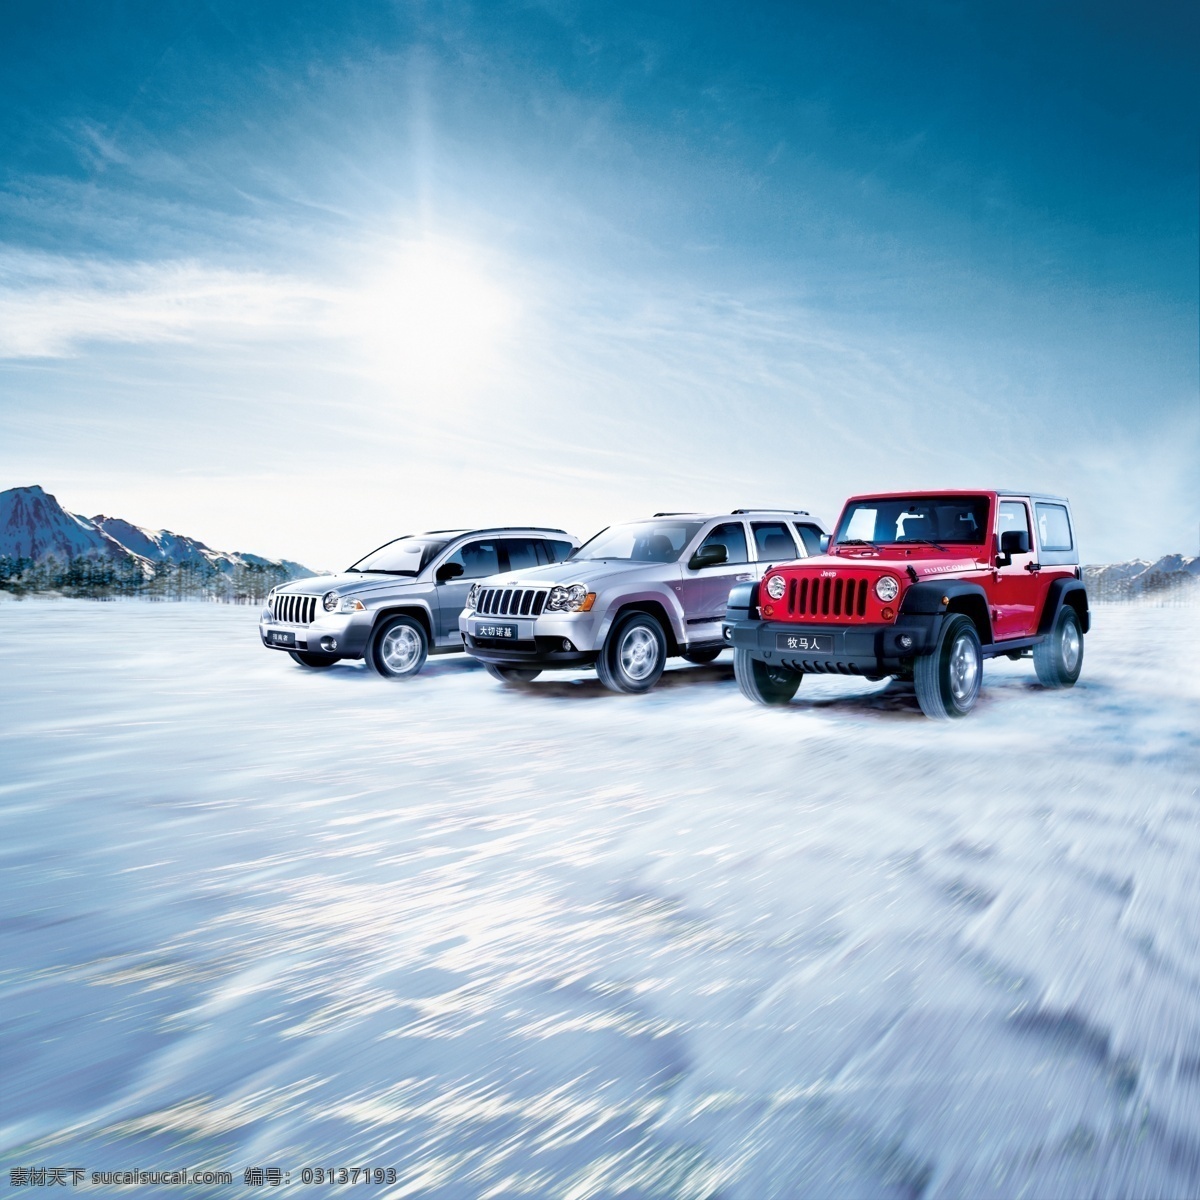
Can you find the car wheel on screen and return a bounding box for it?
[484,664,542,684]
[682,648,722,665]
[733,649,802,705]
[367,615,428,679]
[596,612,667,694]
[914,613,981,719]
[1033,605,1084,689]
[289,650,338,669]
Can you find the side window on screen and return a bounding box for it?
[501,538,541,572]
[1035,503,1073,552]
[697,522,749,564]
[538,539,574,564]
[998,501,1031,542]
[441,539,501,580]
[793,523,824,556]
[751,522,799,562]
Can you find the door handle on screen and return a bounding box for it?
[1024,562,1042,573]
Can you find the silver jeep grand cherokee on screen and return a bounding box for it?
[458,510,828,693]
[260,527,577,678]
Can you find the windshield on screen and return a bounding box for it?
[347,536,450,575]
[575,520,705,563]
[834,497,991,547]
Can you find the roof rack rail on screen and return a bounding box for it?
[730,508,810,516]
[652,511,700,517]
[426,526,572,536]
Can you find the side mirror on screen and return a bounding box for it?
[819,534,831,553]
[998,529,1029,561]
[435,561,465,583]
[689,543,727,570]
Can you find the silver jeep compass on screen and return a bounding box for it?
[458,510,828,693]
[260,527,578,677]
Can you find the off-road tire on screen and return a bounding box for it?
[682,648,722,665]
[289,650,338,669]
[596,612,667,694]
[734,649,802,705]
[484,664,542,684]
[914,613,982,719]
[1033,605,1084,689]
[366,615,428,679]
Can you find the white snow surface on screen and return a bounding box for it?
[1,599,1198,1198]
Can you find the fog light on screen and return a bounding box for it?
[898,634,913,649]
[561,639,575,652]
[319,636,338,652]
[724,628,732,640]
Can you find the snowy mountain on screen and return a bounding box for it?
[1084,554,1200,600]
[0,485,143,565]
[0,485,313,596]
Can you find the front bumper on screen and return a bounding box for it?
[259,609,373,657]
[458,610,601,669]
[725,615,942,675]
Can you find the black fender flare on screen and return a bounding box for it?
[725,580,760,622]
[900,580,993,645]
[1039,578,1090,635]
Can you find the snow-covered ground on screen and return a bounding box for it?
[2,599,1198,1198]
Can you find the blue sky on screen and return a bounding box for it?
[1,0,1196,566]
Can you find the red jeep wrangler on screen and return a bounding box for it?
[723,491,1088,719]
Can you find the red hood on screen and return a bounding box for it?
[797,545,989,575]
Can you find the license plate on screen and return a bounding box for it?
[267,630,296,647]
[776,632,833,653]
[473,622,519,640]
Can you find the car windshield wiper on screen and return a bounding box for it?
[836,538,877,547]
[346,568,415,575]
[901,537,947,551]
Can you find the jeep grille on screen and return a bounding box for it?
[475,587,550,617]
[787,576,869,620]
[272,593,317,625]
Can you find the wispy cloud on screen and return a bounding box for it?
[0,250,332,359]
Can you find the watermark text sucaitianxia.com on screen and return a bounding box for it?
[8,1166,400,1187]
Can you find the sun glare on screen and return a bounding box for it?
[350,238,519,394]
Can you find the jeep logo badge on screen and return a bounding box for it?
[821,570,837,577]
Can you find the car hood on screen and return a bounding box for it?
[476,558,681,590]
[277,571,423,596]
[788,549,989,578]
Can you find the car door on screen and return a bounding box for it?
[677,521,754,641]
[992,500,1040,639]
[432,538,502,642]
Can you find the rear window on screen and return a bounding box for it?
[793,523,824,556]
[1035,503,1073,551]
[538,539,575,564]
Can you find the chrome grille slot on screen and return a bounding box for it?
[273,593,316,625]
[477,587,550,617]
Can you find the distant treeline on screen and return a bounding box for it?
[1083,565,1199,606]
[0,556,295,603]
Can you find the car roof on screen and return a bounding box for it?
[649,508,814,519]
[422,526,576,538]
[841,490,1070,504]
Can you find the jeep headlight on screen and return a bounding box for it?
[323,590,339,612]
[874,575,900,603]
[467,583,482,610]
[546,583,596,612]
[336,596,365,613]
[765,574,786,601]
